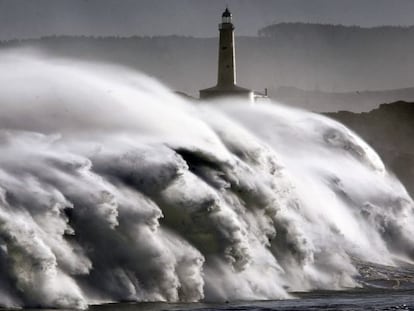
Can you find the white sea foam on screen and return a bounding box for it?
[0,50,413,309]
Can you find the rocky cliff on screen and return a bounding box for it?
[326,101,414,196]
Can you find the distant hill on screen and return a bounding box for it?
[258,22,414,40]
[326,101,414,196]
[274,86,414,112]
[2,23,414,111]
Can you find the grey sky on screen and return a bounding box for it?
[1,0,414,40]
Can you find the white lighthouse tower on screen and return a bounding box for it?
[199,7,254,101]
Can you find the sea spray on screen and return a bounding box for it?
[0,50,413,308]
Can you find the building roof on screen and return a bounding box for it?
[200,84,252,94]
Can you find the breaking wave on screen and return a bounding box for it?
[0,50,413,309]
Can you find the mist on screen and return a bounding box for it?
[3,22,414,113]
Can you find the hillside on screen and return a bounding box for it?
[2,23,414,111]
[326,101,414,196]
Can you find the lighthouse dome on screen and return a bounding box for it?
[222,7,231,17]
[221,7,232,23]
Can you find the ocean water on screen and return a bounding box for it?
[87,290,414,311]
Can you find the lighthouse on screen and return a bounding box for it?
[199,7,255,101]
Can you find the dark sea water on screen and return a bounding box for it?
[9,259,414,310]
[84,290,414,311]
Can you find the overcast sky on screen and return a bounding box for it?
[1,0,414,40]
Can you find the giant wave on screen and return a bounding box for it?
[0,50,413,309]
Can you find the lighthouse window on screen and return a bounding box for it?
[222,46,227,50]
